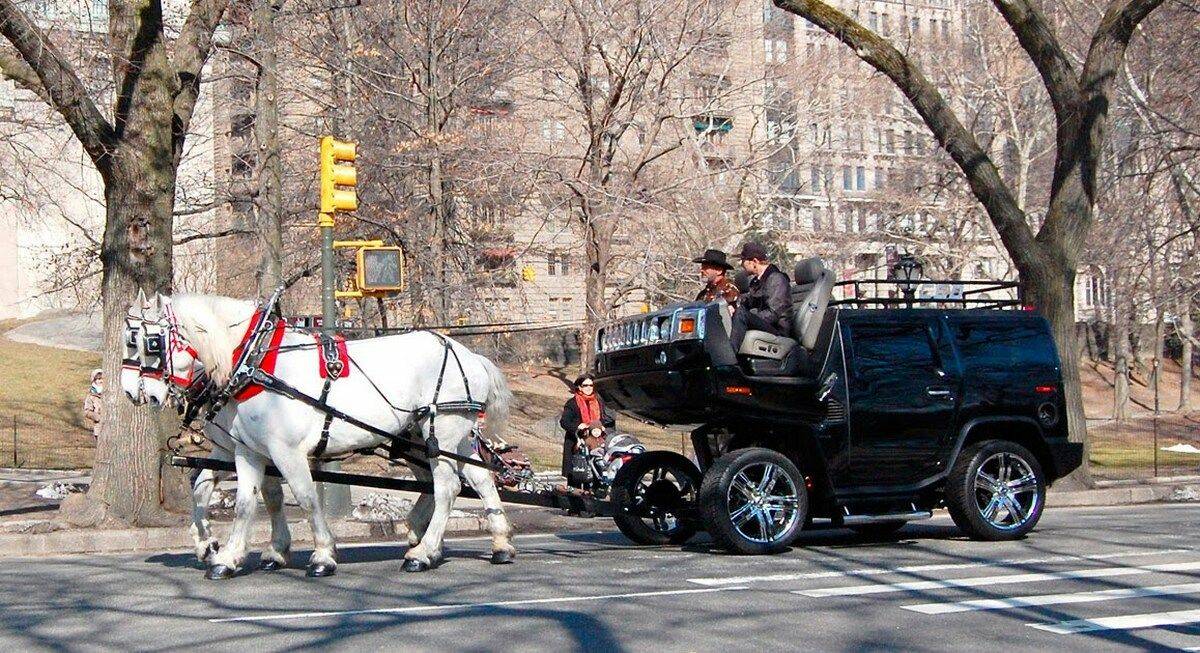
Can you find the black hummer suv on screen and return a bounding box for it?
[594,258,1083,555]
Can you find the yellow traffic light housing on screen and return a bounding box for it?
[357,246,405,292]
[319,136,358,215]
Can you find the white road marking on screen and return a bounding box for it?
[904,582,1200,614]
[793,561,1200,598]
[1030,608,1200,635]
[686,549,1190,587]
[209,586,748,624]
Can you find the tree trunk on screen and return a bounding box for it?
[253,0,284,295]
[1022,259,1090,488]
[1114,304,1132,421]
[61,167,187,527]
[1180,307,1194,412]
[581,214,614,371]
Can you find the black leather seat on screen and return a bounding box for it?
[739,257,834,376]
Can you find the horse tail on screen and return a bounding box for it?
[479,356,512,437]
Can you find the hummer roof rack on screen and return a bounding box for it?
[830,279,1024,310]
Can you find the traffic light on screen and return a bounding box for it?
[319,136,357,215]
[357,246,405,292]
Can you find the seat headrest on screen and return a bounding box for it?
[732,269,751,293]
[794,257,826,284]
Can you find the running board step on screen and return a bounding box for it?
[841,510,933,526]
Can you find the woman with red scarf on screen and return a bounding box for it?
[559,373,616,487]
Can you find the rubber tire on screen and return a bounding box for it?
[848,521,907,538]
[945,440,1046,541]
[610,450,702,545]
[699,447,808,555]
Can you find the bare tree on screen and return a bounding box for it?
[0,0,231,524]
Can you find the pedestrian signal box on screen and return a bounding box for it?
[357,246,405,292]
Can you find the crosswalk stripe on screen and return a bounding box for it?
[1030,608,1200,634]
[685,548,1189,587]
[793,561,1200,598]
[904,582,1200,614]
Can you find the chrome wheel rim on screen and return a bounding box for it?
[628,465,696,534]
[726,462,801,544]
[974,452,1041,531]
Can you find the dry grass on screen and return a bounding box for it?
[0,319,100,469]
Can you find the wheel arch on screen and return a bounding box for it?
[951,417,1057,482]
[723,421,834,516]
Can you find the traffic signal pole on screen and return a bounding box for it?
[320,212,336,336]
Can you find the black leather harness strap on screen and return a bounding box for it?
[248,368,489,470]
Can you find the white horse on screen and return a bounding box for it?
[120,306,258,567]
[123,291,516,578]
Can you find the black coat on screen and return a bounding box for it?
[738,264,793,335]
[559,395,616,436]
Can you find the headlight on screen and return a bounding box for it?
[648,321,659,342]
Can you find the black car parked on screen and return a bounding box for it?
[593,259,1083,554]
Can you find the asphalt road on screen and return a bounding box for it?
[4,503,1200,652]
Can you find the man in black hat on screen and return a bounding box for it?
[693,248,740,307]
[730,241,792,350]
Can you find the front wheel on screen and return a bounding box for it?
[699,447,808,555]
[945,440,1046,541]
[610,451,702,545]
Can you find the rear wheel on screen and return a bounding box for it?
[699,447,808,555]
[610,451,702,545]
[945,440,1046,541]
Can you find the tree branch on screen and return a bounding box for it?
[773,0,1041,271]
[0,0,115,176]
[0,48,49,103]
[170,0,233,155]
[988,0,1081,120]
[173,228,254,245]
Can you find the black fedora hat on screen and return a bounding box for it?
[692,248,733,270]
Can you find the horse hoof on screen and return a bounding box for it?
[403,558,431,573]
[490,550,515,565]
[259,558,286,572]
[205,564,236,580]
[306,562,337,578]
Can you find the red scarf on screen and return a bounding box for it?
[574,392,602,425]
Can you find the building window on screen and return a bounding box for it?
[810,167,820,193]
[856,166,866,190]
[881,13,890,35]
[868,11,878,31]
[764,38,788,64]
[874,167,885,189]
[885,129,895,153]
[842,166,852,191]
[904,130,914,154]
[930,18,939,39]
[911,17,920,36]
[942,21,951,39]
[541,120,565,141]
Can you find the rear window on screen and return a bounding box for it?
[952,320,1058,371]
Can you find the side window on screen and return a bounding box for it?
[849,323,935,380]
[953,321,1055,372]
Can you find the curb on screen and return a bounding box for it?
[1048,482,1200,508]
[0,514,489,559]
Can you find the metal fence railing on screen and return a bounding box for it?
[0,414,95,470]
[1087,415,1200,480]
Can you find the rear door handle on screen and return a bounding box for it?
[926,386,952,397]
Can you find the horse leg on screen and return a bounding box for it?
[258,475,291,570]
[404,456,460,572]
[460,456,516,564]
[404,464,435,547]
[189,462,229,566]
[269,448,338,577]
[206,446,266,580]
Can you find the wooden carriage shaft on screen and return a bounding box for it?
[169,455,614,516]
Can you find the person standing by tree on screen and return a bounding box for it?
[83,370,103,438]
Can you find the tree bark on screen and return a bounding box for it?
[1180,308,1194,412]
[1114,303,1132,421]
[253,0,284,295]
[582,211,615,371]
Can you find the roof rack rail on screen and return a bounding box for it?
[830,278,1024,310]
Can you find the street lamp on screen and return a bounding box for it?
[893,254,923,308]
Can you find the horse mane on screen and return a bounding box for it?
[170,293,258,386]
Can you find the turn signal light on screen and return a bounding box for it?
[679,317,696,334]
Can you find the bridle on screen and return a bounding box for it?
[124,304,203,404]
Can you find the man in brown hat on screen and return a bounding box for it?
[730,241,792,349]
[693,248,739,307]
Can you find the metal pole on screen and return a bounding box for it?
[320,213,336,335]
[12,416,16,468]
[1153,359,1160,478]
[317,211,350,516]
